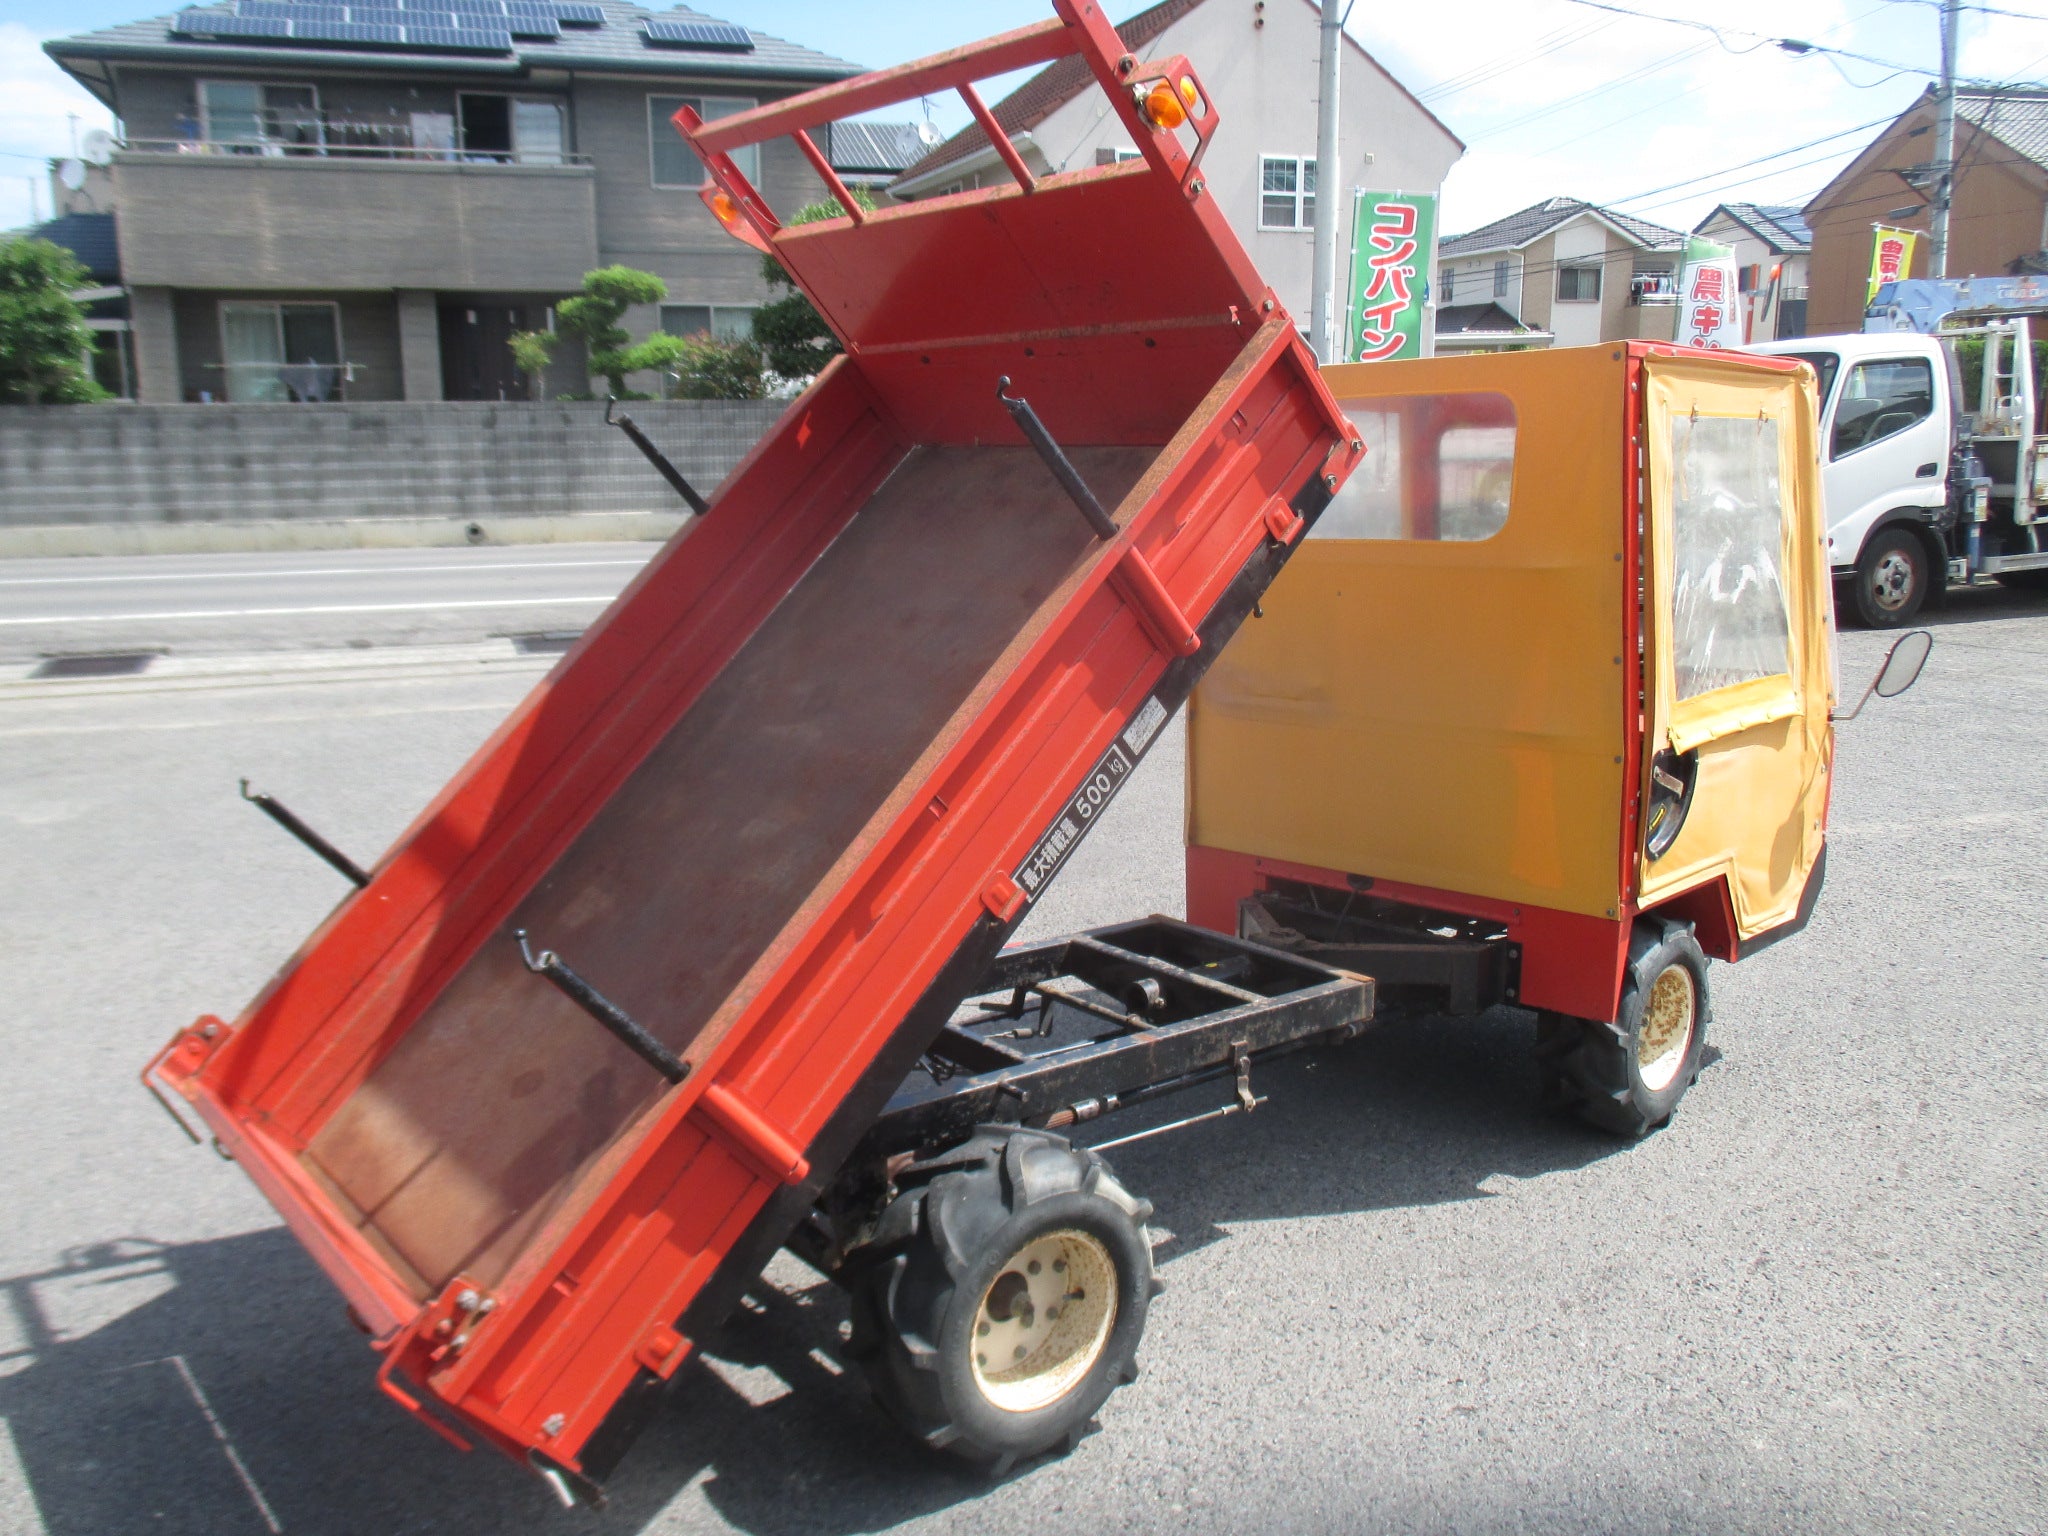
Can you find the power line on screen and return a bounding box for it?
[1413,19,1617,103]
[1606,114,1898,206]
[1471,40,1713,139]
[1470,0,1902,148]
[1558,0,1942,75]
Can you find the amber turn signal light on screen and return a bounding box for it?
[1141,80,1186,130]
[711,191,740,225]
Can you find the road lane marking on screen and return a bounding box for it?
[0,595,619,625]
[0,558,648,586]
[0,697,521,737]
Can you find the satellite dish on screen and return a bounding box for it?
[57,159,87,192]
[916,120,943,148]
[81,128,114,164]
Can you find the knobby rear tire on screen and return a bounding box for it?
[845,1127,1155,1474]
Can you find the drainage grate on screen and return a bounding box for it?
[32,650,163,679]
[508,631,583,656]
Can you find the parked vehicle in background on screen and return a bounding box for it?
[1750,275,2048,625]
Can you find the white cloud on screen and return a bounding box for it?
[0,22,115,231]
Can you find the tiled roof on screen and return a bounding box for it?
[827,121,925,175]
[1959,87,2048,172]
[45,2,862,85]
[1435,301,1530,334]
[893,0,1203,186]
[1700,202,1811,253]
[1441,196,1683,257]
[29,212,121,283]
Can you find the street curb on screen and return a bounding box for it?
[0,511,689,559]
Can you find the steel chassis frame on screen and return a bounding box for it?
[853,917,1374,1158]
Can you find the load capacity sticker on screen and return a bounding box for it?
[1014,694,1167,899]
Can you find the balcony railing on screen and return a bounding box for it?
[119,128,591,167]
[1629,272,1678,306]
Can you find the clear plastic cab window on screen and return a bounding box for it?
[1311,392,1516,541]
[1667,412,1793,700]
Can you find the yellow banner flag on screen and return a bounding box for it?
[1868,225,1919,304]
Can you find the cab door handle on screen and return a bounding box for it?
[1916,462,1940,477]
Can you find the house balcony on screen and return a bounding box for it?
[110,141,599,293]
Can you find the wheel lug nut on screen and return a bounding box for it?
[977,1322,990,1336]
[1027,1260,1041,1275]
[977,1353,987,1367]
[1014,1345,1027,1360]
[1053,1259,1065,1273]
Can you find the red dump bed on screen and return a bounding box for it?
[147,0,1360,1488]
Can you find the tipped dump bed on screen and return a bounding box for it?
[150,0,1362,1487]
[303,444,1158,1297]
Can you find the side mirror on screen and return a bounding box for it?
[1834,629,1931,721]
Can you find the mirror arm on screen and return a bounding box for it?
[1831,682,1877,723]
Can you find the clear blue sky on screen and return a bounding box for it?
[5,1,2042,239]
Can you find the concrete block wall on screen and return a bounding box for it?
[0,400,782,546]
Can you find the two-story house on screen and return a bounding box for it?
[1436,197,1684,350]
[44,2,866,403]
[885,0,1463,345]
[1804,87,2048,335]
[1692,202,1810,342]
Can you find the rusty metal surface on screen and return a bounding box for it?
[301,444,1157,1295]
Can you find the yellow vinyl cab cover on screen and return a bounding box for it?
[1635,352,1833,938]
[1188,348,1633,921]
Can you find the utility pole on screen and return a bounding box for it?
[1310,0,1342,362]
[1931,0,1960,277]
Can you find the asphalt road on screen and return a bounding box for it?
[0,568,2043,1536]
[0,545,657,665]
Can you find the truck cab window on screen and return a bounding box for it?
[1830,358,1933,458]
[1311,392,1515,541]
[1785,350,1839,408]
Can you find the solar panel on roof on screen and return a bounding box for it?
[236,1,347,20]
[642,18,753,49]
[401,23,515,50]
[295,18,407,43]
[551,1,603,21]
[505,12,562,38]
[346,7,415,23]
[172,10,294,36]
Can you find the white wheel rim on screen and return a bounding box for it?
[1637,964,1696,1093]
[1872,550,1915,610]
[969,1229,1118,1414]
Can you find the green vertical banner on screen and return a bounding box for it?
[1348,190,1437,362]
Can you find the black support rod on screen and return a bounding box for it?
[996,376,1118,540]
[605,397,710,516]
[239,779,370,888]
[515,930,690,1084]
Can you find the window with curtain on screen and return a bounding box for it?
[649,96,759,187]
[200,81,320,151]
[659,305,756,341]
[1556,264,1602,302]
[220,302,342,402]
